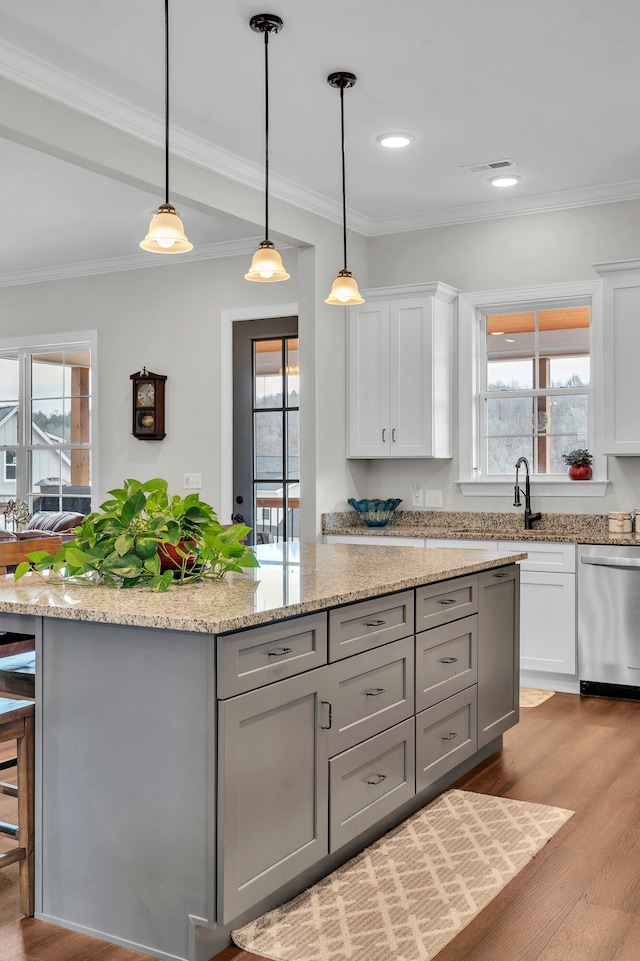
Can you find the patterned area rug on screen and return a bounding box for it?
[232,789,573,961]
[520,687,556,707]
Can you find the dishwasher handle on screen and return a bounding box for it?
[581,554,640,570]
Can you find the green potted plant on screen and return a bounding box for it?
[14,477,259,592]
[562,448,593,480]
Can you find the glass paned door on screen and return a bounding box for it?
[233,317,299,545]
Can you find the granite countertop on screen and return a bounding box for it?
[322,510,640,546]
[0,541,525,634]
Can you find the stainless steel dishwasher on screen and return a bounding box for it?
[578,544,640,699]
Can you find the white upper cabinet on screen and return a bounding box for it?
[595,260,640,455]
[347,283,458,458]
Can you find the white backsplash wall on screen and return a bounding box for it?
[339,455,640,519]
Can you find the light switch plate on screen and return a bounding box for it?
[184,473,202,489]
[412,486,424,508]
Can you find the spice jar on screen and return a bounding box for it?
[609,512,632,534]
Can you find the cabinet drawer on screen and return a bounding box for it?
[416,686,478,792]
[329,718,415,851]
[326,636,414,755]
[415,575,478,631]
[416,615,478,711]
[328,590,414,661]
[217,612,328,698]
[498,540,576,573]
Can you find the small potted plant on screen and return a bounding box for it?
[14,477,259,592]
[562,448,593,480]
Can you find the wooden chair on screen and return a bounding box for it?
[0,697,35,915]
[0,537,62,699]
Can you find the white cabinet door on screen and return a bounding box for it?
[519,570,576,675]
[598,268,640,454]
[347,285,455,459]
[346,301,391,457]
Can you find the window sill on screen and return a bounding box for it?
[457,479,609,497]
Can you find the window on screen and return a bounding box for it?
[457,282,606,495]
[482,306,590,474]
[0,333,96,527]
[4,450,16,482]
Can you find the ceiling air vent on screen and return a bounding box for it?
[462,158,518,174]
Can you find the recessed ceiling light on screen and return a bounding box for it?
[489,175,520,187]
[376,133,414,149]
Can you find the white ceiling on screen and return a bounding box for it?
[1,0,640,283]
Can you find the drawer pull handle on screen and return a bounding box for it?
[268,647,293,657]
[320,700,333,730]
[365,687,386,697]
[440,656,458,664]
[366,773,387,785]
[438,599,456,606]
[365,619,386,627]
[494,571,508,578]
[442,731,458,741]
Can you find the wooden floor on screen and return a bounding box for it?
[1,692,639,961]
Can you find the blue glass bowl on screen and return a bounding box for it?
[348,497,402,527]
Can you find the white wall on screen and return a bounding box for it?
[353,200,640,517]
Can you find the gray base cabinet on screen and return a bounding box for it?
[217,565,520,931]
[478,566,520,747]
[217,669,330,924]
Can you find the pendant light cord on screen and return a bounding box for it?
[164,0,170,206]
[339,84,348,271]
[263,28,270,241]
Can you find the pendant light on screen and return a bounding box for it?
[140,0,192,254]
[325,72,364,306]
[245,14,290,282]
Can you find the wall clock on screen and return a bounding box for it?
[130,368,167,440]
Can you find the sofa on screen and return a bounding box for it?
[17,511,86,543]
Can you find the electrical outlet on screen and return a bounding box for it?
[184,473,202,489]
[411,485,424,508]
[424,489,443,508]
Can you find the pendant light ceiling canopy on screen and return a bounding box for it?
[245,13,290,283]
[140,0,192,254]
[326,71,364,306]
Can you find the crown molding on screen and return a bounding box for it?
[367,180,640,235]
[0,237,272,287]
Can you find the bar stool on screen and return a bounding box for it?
[0,698,35,915]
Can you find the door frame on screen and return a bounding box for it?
[220,303,299,523]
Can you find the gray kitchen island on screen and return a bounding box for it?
[0,541,525,961]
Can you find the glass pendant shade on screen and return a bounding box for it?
[140,203,193,254]
[245,240,290,282]
[325,269,364,305]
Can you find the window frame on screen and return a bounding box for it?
[457,281,607,496]
[0,329,98,509]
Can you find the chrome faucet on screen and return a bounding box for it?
[514,456,542,530]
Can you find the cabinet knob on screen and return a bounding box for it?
[441,731,458,741]
[366,773,387,785]
[268,647,293,658]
